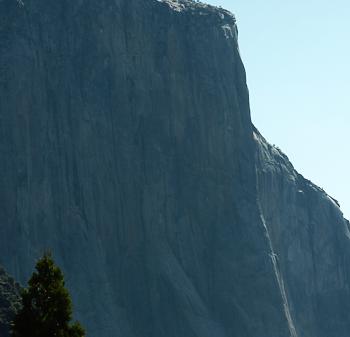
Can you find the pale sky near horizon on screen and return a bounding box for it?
[209,0,350,219]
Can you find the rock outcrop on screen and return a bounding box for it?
[0,267,21,337]
[0,0,349,336]
[255,129,350,337]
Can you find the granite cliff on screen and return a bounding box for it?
[0,0,349,336]
[255,129,350,337]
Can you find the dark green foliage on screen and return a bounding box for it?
[11,253,85,337]
[0,267,21,337]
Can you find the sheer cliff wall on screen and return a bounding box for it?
[255,129,350,337]
[0,1,349,336]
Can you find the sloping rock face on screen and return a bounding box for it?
[0,0,349,337]
[0,267,21,337]
[255,130,350,337]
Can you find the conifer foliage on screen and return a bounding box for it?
[11,253,85,337]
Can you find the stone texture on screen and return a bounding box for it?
[0,0,349,337]
[255,128,350,337]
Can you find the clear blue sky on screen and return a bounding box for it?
[208,0,350,219]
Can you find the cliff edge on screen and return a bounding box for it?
[0,0,349,336]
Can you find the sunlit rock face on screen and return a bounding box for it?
[0,0,349,336]
[255,129,350,337]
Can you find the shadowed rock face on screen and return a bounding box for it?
[0,0,349,336]
[0,267,21,337]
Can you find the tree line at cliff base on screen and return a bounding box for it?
[11,253,85,337]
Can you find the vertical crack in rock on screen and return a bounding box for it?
[256,184,299,337]
[1,1,350,336]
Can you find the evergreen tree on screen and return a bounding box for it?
[11,253,85,337]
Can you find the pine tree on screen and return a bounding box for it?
[11,253,85,337]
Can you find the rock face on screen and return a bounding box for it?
[0,267,21,337]
[255,129,350,337]
[0,0,349,336]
